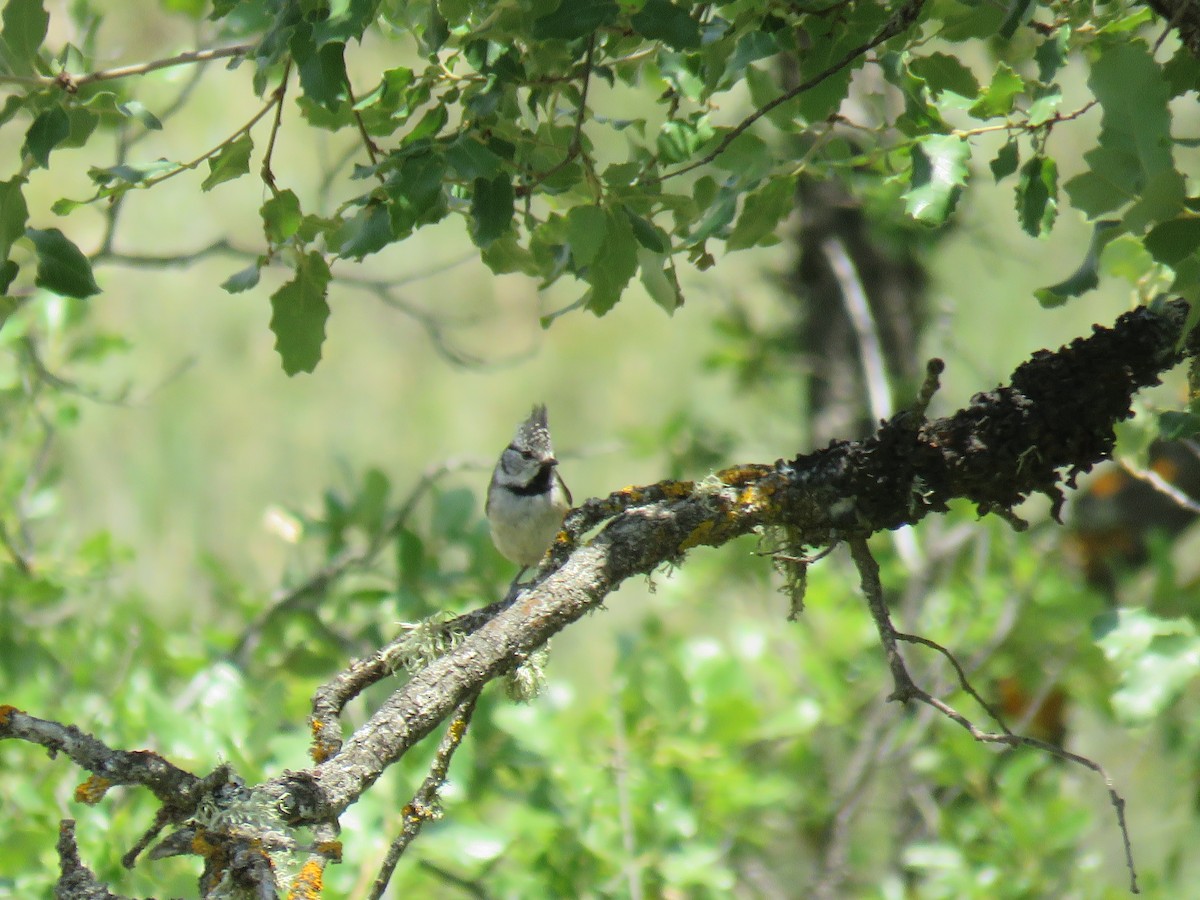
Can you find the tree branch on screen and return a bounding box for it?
[659,0,927,181]
[264,298,1195,826]
[1143,0,1200,56]
[0,44,254,92]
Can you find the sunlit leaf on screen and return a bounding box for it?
[262,189,302,244]
[201,134,253,191]
[903,135,969,224]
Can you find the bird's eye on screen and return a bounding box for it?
[518,449,536,460]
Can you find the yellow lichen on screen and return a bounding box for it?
[315,840,343,862]
[191,828,221,858]
[73,775,112,805]
[679,520,717,550]
[287,859,324,899]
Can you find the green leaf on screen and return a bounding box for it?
[402,104,448,145]
[989,140,1019,181]
[1063,166,1128,218]
[1025,84,1062,126]
[0,260,18,295]
[566,205,607,266]
[1123,168,1186,233]
[469,174,513,247]
[999,0,1036,38]
[657,118,715,165]
[1144,216,1200,266]
[630,0,701,51]
[638,248,683,314]
[269,251,331,375]
[1093,607,1200,726]
[689,181,739,243]
[1016,155,1058,237]
[1090,41,1175,179]
[297,40,349,110]
[25,227,100,298]
[532,0,618,40]
[220,258,264,294]
[0,177,29,263]
[1035,220,1120,307]
[89,158,179,187]
[445,134,504,181]
[118,100,163,131]
[902,135,969,225]
[623,208,668,253]
[262,189,302,244]
[201,134,253,191]
[970,63,1024,118]
[1159,410,1200,441]
[908,52,980,99]
[22,105,69,168]
[1,0,49,76]
[387,150,448,237]
[711,131,772,182]
[1034,26,1069,81]
[586,209,638,316]
[726,176,795,250]
[335,199,394,258]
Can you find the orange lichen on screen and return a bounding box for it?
[309,722,339,763]
[191,828,221,858]
[0,704,18,726]
[73,775,112,805]
[287,859,325,899]
[715,465,771,487]
[661,480,694,498]
[315,840,343,862]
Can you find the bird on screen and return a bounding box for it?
[486,404,572,583]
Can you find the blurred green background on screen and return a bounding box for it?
[3,2,1199,898]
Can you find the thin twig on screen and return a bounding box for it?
[658,0,926,181]
[516,34,596,196]
[261,63,291,193]
[368,691,481,899]
[0,43,253,92]
[848,537,1141,895]
[135,93,279,192]
[1119,457,1200,515]
[232,457,485,667]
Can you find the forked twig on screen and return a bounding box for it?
[847,537,1140,894]
[368,690,481,899]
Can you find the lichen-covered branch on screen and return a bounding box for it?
[268,299,1194,825]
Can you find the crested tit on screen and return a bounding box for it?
[486,405,572,575]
